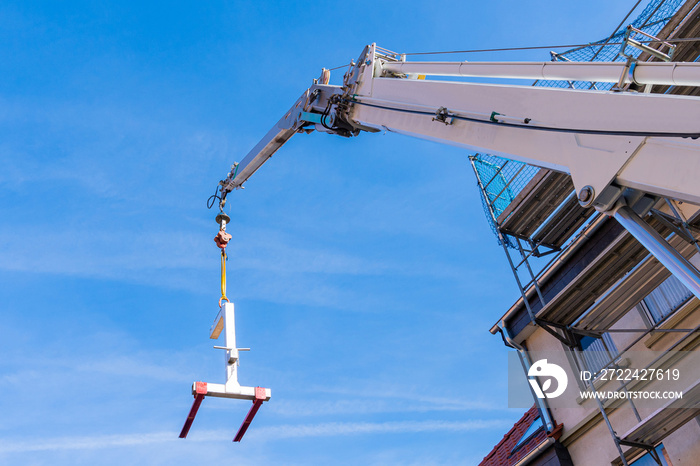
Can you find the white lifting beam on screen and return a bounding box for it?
[179,302,271,442]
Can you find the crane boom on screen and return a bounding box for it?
[219,43,700,298]
[221,44,700,208]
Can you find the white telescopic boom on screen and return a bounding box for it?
[221,42,700,306]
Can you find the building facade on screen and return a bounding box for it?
[476,1,700,464]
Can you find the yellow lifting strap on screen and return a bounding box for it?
[219,250,229,307]
[214,212,233,307]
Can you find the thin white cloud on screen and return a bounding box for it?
[0,344,198,392]
[0,432,177,454]
[74,356,188,382]
[269,397,499,417]
[0,223,479,312]
[0,225,470,280]
[0,419,512,453]
[303,384,504,412]
[250,419,513,439]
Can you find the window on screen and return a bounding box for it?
[511,416,542,453]
[630,444,669,466]
[642,275,692,325]
[580,333,618,374]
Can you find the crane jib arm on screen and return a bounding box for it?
[221,44,700,213]
[219,43,700,304]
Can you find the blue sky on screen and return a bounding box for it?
[0,1,646,464]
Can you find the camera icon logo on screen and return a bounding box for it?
[528,359,568,399]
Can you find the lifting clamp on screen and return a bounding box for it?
[179,213,271,442]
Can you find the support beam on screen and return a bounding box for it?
[233,387,268,442]
[179,382,208,439]
[613,205,700,299]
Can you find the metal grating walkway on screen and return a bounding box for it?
[496,170,594,248]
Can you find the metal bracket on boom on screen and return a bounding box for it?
[619,25,675,63]
[432,107,453,125]
[179,302,271,442]
[616,25,676,92]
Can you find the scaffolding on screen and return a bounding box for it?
[472,1,700,464]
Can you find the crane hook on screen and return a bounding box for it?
[214,213,232,249]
